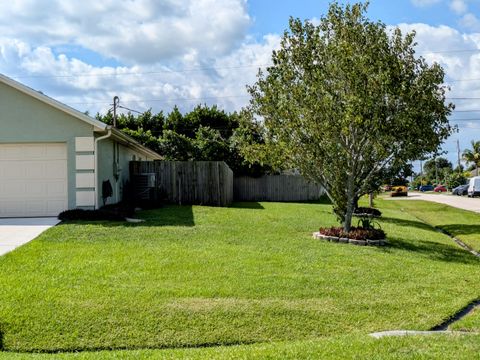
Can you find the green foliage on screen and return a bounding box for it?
[158,130,197,160]
[462,140,480,176]
[413,157,456,187]
[423,157,453,183]
[446,171,469,189]
[96,105,272,176]
[246,2,454,230]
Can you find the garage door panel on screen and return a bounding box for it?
[47,200,66,214]
[0,200,24,217]
[0,146,22,160]
[0,143,68,217]
[45,161,67,178]
[25,162,44,178]
[47,181,66,196]
[3,182,26,196]
[3,162,25,179]
[28,200,47,214]
[25,183,47,196]
[24,144,47,159]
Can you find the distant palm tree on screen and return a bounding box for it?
[462,140,480,176]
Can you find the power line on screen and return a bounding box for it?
[117,105,144,114]
[447,97,480,100]
[67,94,250,106]
[419,48,480,55]
[449,118,480,121]
[445,78,480,83]
[9,64,272,80]
[3,46,480,81]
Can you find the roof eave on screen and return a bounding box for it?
[109,127,163,160]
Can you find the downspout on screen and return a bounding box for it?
[94,128,112,209]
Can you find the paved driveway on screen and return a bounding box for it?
[388,192,480,213]
[0,218,60,256]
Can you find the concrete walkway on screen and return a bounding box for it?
[388,192,480,213]
[0,218,60,256]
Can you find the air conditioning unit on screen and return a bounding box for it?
[132,173,156,200]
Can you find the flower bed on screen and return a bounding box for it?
[313,226,387,246]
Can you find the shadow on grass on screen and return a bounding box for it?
[378,216,479,264]
[0,325,3,351]
[230,202,265,210]
[59,205,195,228]
[440,224,480,237]
[381,237,479,265]
[379,216,436,232]
[0,339,260,356]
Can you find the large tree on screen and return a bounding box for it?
[423,156,452,183]
[246,2,454,231]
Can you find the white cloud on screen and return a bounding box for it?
[396,23,480,81]
[0,34,280,115]
[411,0,442,7]
[461,13,480,31]
[450,0,468,14]
[0,0,251,65]
[395,23,480,150]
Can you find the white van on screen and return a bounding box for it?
[467,176,480,197]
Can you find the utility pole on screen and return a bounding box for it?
[113,96,120,128]
[420,160,423,185]
[457,139,461,172]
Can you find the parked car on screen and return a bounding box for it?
[434,185,447,192]
[419,185,434,192]
[391,185,408,197]
[468,176,480,197]
[452,184,468,196]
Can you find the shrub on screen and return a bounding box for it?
[58,208,130,221]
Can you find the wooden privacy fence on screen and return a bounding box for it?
[234,175,324,202]
[130,161,233,206]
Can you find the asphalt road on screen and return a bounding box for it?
[388,192,480,213]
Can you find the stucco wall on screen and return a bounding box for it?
[0,81,94,209]
[96,138,154,206]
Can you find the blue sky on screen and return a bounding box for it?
[250,0,480,45]
[0,0,479,170]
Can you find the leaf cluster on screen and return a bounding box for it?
[96,105,273,176]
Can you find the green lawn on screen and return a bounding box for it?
[452,307,480,332]
[0,200,479,357]
[384,198,480,252]
[1,335,480,359]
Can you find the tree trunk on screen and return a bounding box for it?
[344,205,354,233]
[369,193,374,207]
[352,195,359,210]
[343,174,355,233]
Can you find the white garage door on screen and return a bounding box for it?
[0,143,68,217]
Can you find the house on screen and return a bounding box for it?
[0,73,161,217]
